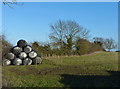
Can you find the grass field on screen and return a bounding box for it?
[2,52,120,88]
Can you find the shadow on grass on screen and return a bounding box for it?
[59,71,120,87]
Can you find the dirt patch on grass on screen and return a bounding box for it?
[9,65,108,76]
[9,68,30,76]
[37,65,83,75]
[9,65,85,76]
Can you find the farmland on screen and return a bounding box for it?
[2,52,119,87]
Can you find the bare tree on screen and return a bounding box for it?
[49,20,90,51]
[49,20,66,49]
[103,38,117,51]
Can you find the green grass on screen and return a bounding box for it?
[2,52,119,87]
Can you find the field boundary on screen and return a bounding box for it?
[44,51,104,59]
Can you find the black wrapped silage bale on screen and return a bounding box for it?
[19,52,27,59]
[28,51,37,59]
[11,46,22,55]
[13,58,22,65]
[17,39,28,48]
[23,45,32,53]
[32,56,42,65]
[23,58,32,65]
[2,59,11,66]
[5,52,15,60]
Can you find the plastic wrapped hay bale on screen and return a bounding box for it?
[5,52,15,60]
[2,59,11,66]
[17,39,28,48]
[3,39,43,66]
[32,56,42,65]
[28,51,37,59]
[11,46,22,55]
[23,58,32,65]
[23,45,32,53]
[13,58,22,65]
[19,52,27,59]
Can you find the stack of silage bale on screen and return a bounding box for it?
[3,40,42,66]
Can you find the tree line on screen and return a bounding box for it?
[32,20,117,57]
[1,20,117,58]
